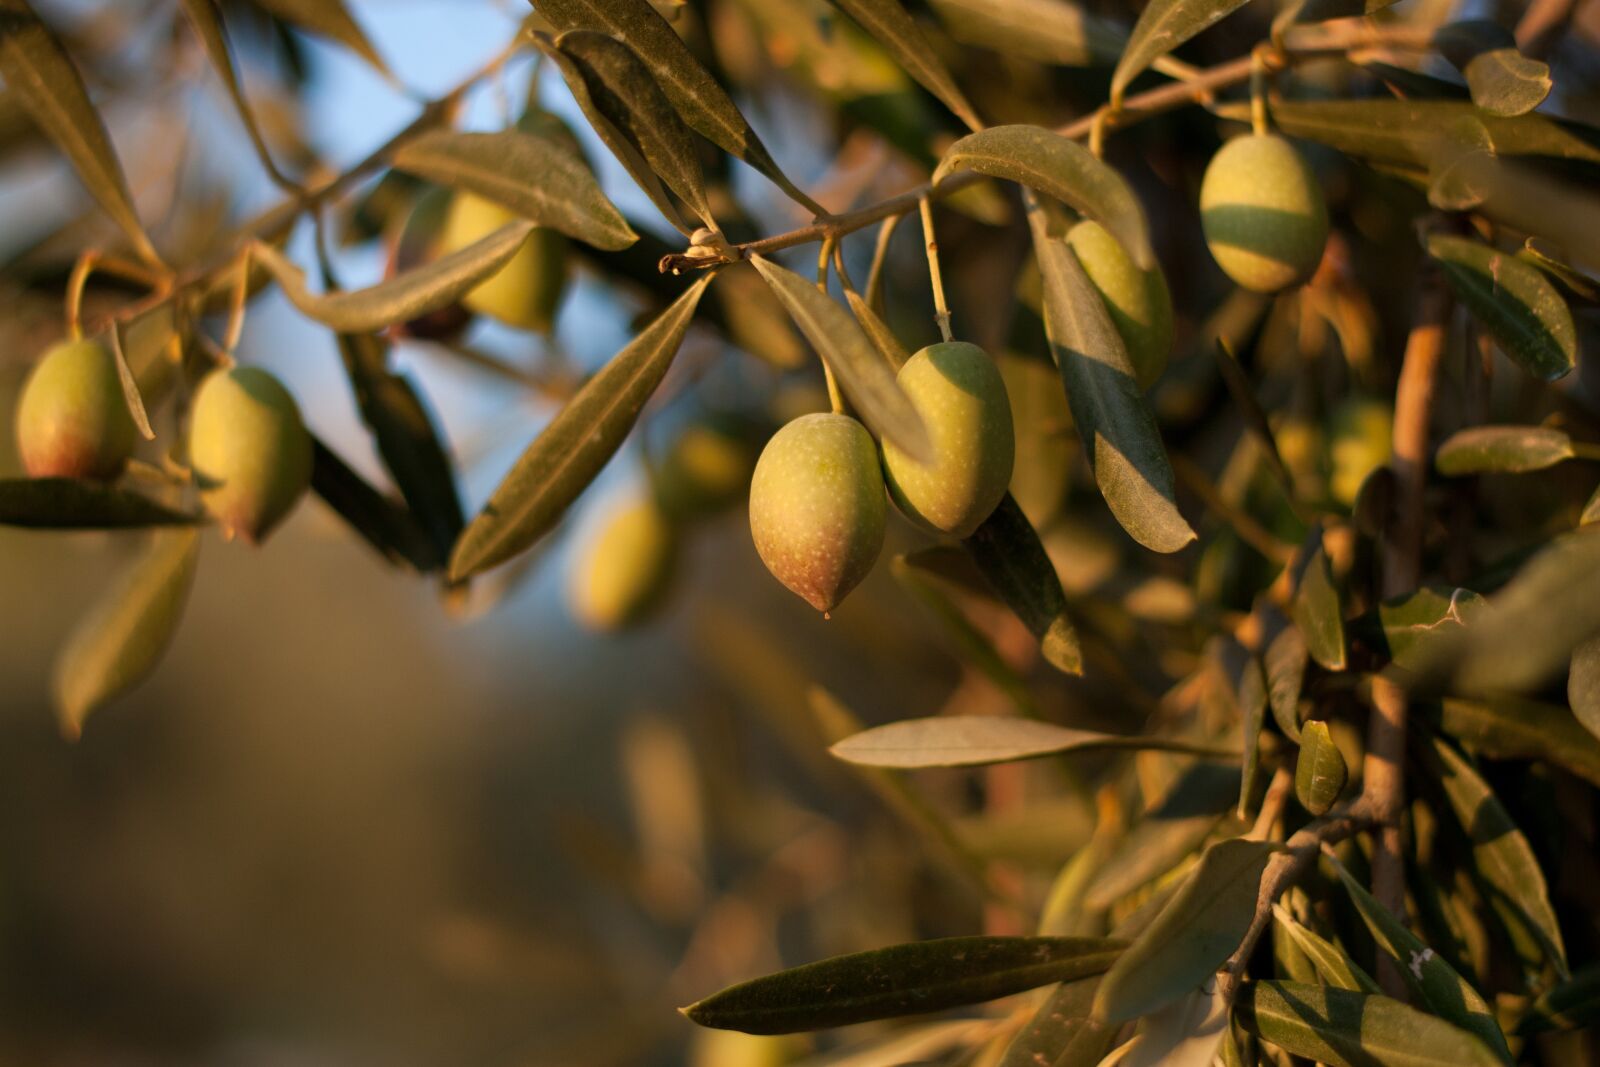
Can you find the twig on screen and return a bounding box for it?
[919,196,953,342]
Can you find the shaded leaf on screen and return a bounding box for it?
[54,529,200,740]
[681,935,1125,1034]
[1293,720,1347,815]
[1434,694,1600,788]
[448,275,711,580]
[1375,586,1486,672]
[1520,237,1600,302]
[309,436,437,571]
[1264,623,1307,742]
[1114,982,1231,1067]
[1520,965,1600,1035]
[1215,338,1293,496]
[749,256,930,460]
[1273,0,1399,36]
[936,125,1153,269]
[1568,636,1600,742]
[1435,21,1551,118]
[1083,763,1240,909]
[1235,649,1267,817]
[1270,905,1380,993]
[1237,981,1505,1067]
[105,317,155,442]
[998,975,1118,1067]
[844,287,912,371]
[249,0,388,76]
[1291,536,1346,671]
[828,0,981,130]
[1427,235,1576,383]
[179,0,294,187]
[1095,838,1275,1022]
[831,715,1235,769]
[959,493,1082,674]
[930,0,1125,67]
[251,223,535,334]
[1436,424,1574,475]
[1110,0,1251,109]
[0,478,200,529]
[889,557,1035,712]
[392,128,637,250]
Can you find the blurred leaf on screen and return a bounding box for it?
[448,274,711,580]
[1293,720,1347,815]
[1084,763,1240,909]
[53,529,200,740]
[1327,854,1513,1061]
[1436,425,1574,475]
[681,935,1125,1034]
[930,0,1125,67]
[392,129,637,250]
[1270,905,1380,993]
[251,223,536,334]
[1237,981,1505,1067]
[1235,651,1267,817]
[1427,235,1576,383]
[1520,238,1600,302]
[1568,636,1600,742]
[1114,982,1231,1067]
[249,0,388,76]
[309,436,437,571]
[1520,965,1600,1035]
[1264,623,1307,742]
[1026,201,1193,553]
[534,0,823,214]
[1109,0,1251,109]
[831,715,1235,769]
[749,256,931,460]
[1435,21,1551,118]
[889,557,1035,711]
[1095,838,1276,1022]
[937,125,1153,269]
[0,478,200,528]
[959,493,1082,674]
[105,317,155,442]
[844,287,912,371]
[828,0,981,130]
[0,0,160,264]
[1214,338,1293,497]
[1291,537,1346,671]
[998,975,1118,1067]
[1376,586,1485,672]
[1423,733,1567,978]
[179,0,294,187]
[1434,694,1600,788]
[1272,0,1398,35]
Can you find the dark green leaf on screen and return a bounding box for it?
[309,437,437,571]
[960,493,1082,674]
[1235,649,1267,817]
[1265,623,1308,742]
[1520,965,1600,1035]
[1273,0,1399,35]
[179,0,294,188]
[0,478,199,529]
[1436,424,1574,475]
[1435,21,1551,118]
[1110,0,1252,109]
[1433,694,1600,788]
[1214,338,1294,498]
[828,0,981,130]
[1270,905,1380,993]
[831,715,1235,769]
[681,935,1125,1034]
[889,557,1035,712]
[248,0,389,76]
[448,275,711,580]
[1291,537,1346,671]
[1084,763,1240,909]
[843,287,912,372]
[1568,636,1600,742]
[1376,586,1486,672]
[930,0,1125,67]
[1237,981,1505,1067]
[999,975,1118,1067]
[1428,235,1576,383]
[1293,720,1347,815]
[1520,238,1600,302]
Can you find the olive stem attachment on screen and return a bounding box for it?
[222,246,253,354]
[1249,44,1275,136]
[1088,109,1110,159]
[918,196,953,343]
[864,211,906,313]
[64,251,99,342]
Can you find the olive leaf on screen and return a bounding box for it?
[0,0,160,265]
[447,275,710,580]
[1520,237,1600,302]
[1293,720,1347,815]
[843,287,912,371]
[1214,338,1294,497]
[960,493,1083,674]
[248,0,389,77]
[1272,0,1399,37]
[1233,646,1267,817]
[54,529,200,740]
[1435,21,1551,118]
[178,0,295,188]
[1094,837,1276,1023]
[827,0,982,131]
[1270,905,1380,993]
[1433,694,1600,788]
[1568,636,1600,742]
[1520,965,1600,1035]
[530,0,824,215]
[998,975,1119,1067]
[0,478,200,529]
[1237,981,1506,1067]
[310,437,438,572]
[1265,623,1308,742]
[1083,763,1240,909]
[680,935,1125,1034]
[1113,982,1231,1067]
[391,128,637,250]
[1435,425,1575,475]
[1291,534,1346,671]
[831,715,1235,769]
[935,125,1154,269]
[929,0,1126,67]
[889,557,1036,712]
[1375,586,1486,672]
[748,256,932,461]
[1026,198,1193,553]
[105,318,155,442]
[1109,0,1252,109]
[1427,235,1576,383]
[250,223,535,334]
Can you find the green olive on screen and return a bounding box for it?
[749,413,886,613]
[654,416,758,522]
[1200,134,1329,293]
[439,192,568,334]
[568,495,678,632]
[189,366,313,544]
[881,341,1014,538]
[390,186,473,342]
[997,351,1072,528]
[15,339,136,481]
[1066,219,1174,389]
[1329,396,1393,508]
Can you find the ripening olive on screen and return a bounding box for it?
[568,495,679,632]
[654,416,758,522]
[189,366,313,544]
[881,341,1014,539]
[998,351,1072,528]
[749,413,886,614]
[389,186,473,342]
[1066,220,1174,389]
[689,1030,807,1067]
[1329,397,1393,508]
[439,192,568,333]
[1200,134,1329,293]
[15,339,136,480]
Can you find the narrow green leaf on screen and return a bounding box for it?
[937,125,1153,269]
[1083,763,1240,909]
[309,437,438,572]
[889,557,1036,712]
[251,223,535,334]
[106,318,155,442]
[998,975,1118,1067]
[531,0,824,215]
[0,478,200,529]
[1433,694,1600,788]
[1427,235,1576,382]
[1520,965,1600,1035]
[1214,338,1294,497]
[1235,649,1267,817]
[1237,981,1505,1067]
[843,287,912,371]
[681,935,1125,1034]
[1568,635,1600,742]
[1435,21,1551,118]
[1436,424,1575,475]
[930,0,1126,67]
[1273,0,1399,36]
[1270,905,1380,993]
[1293,720,1347,816]
[1423,734,1567,978]
[1026,199,1193,553]
[748,256,931,461]
[179,0,294,188]
[392,128,637,250]
[249,0,389,76]
[1520,237,1600,302]
[1095,838,1276,1023]
[0,0,159,264]
[959,493,1082,674]
[1110,0,1252,109]
[1327,855,1513,1061]
[828,0,982,130]
[448,275,711,580]
[53,529,200,740]
[1291,537,1345,671]
[831,715,1235,769]
[1264,623,1307,742]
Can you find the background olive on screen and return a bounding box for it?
[439,192,568,334]
[189,366,313,544]
[881,341,1014,538]
[567,494,679,632]
[1066,220,1174,389]
[1199,133,1329,293]
[15,339,137,481]
[1329,396,1394,508]
[653,416,759,522]
[997,351,1073,528]
[748,413,886,614]
[388,186,474,342]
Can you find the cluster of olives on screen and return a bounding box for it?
[15,339,312,543]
